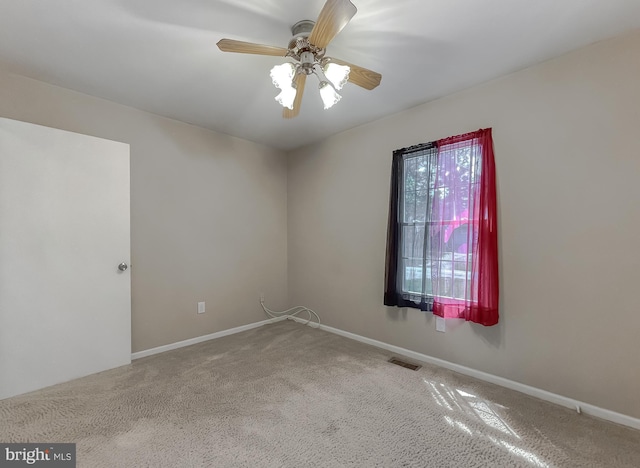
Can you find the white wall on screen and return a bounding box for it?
[287,31,640,418]
[0,70,288,353]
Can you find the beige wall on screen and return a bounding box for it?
[1,31,639,418]
[288,31,640,418]
[0,71,288,353]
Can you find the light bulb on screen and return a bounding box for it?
[319,81,341,109]
[275,85,297,110]
[323,62,350,90]
[270,63,296,90]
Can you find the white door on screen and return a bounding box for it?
[0,118,131,400]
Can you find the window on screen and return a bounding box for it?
[401,143,477,300]
[384,129,499,326]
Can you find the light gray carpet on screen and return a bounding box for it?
[1,320,639,467]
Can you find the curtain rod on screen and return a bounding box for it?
[393,141,436,156]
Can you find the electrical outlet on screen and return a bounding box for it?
[260,293,264,303]
[436,317,446,333]
[197,302,205,314]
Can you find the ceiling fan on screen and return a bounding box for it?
[216,0,382,118]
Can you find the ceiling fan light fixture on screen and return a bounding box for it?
[270,62,296,90]
[275,85,297,110]
[319,81,341,109]
[218,0,381,117]
[323,62,350,90]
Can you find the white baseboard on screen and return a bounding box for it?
[131,314,639,431]
[131,317,284,360]
[285,316,640,431]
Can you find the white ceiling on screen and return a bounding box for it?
[1,0,639,150]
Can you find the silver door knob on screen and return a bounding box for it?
[118,262,128,272]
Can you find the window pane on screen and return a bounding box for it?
[415,156,431,192]
[435,260,454,298]
[415,190,428,222]
[403,257,423,294]
[402,156,417,223]
[402,225,422,259]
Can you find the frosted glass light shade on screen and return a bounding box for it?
[319,81,341,109]
[323,63,350,90]
[275,86,297,110]
[270,63,296,89]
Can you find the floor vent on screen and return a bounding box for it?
[388,357,421,371]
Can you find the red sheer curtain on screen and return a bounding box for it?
[430,129,499,326]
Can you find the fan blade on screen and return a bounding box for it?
[283,74,307,119]
[217,39,288,56]
[308,0,357,49]
[330,58,382,90]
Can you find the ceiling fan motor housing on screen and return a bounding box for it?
[288,20,326,74]
[291,20,315,39]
